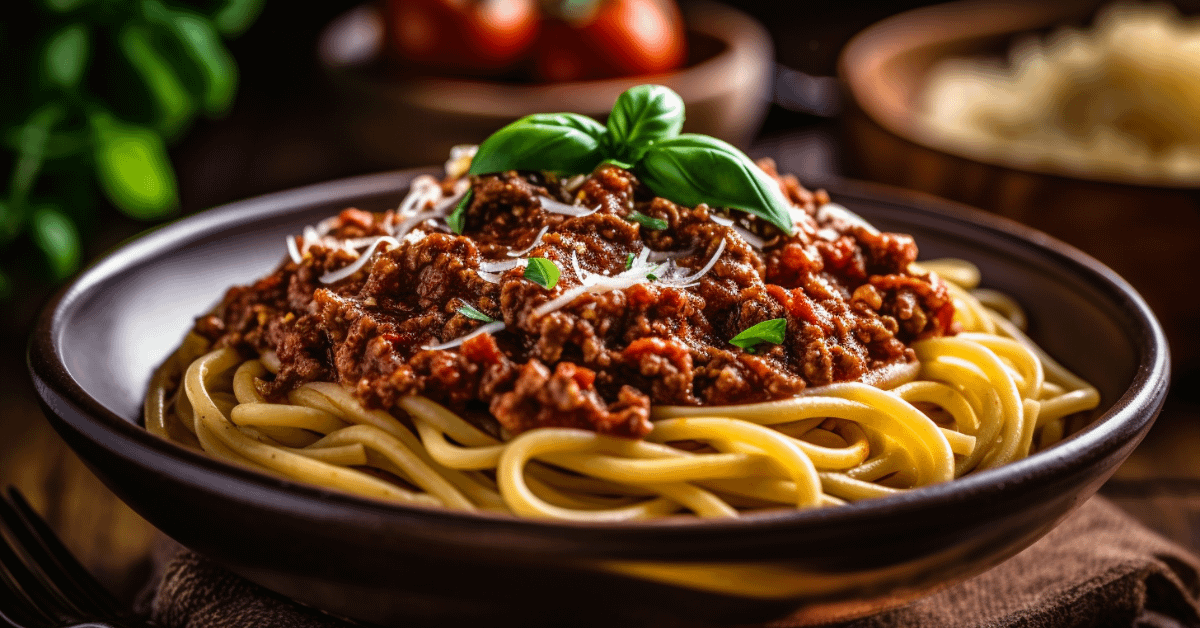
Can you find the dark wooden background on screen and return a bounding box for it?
[6,0,1198,604]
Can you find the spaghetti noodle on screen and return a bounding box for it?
[144,164,1099,520]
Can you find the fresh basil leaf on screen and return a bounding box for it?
[88,111,179,219]
[524,257,560,290]
[165,12,238,115]
[43,24,89,90]
[624,253,634,269]
[457,303,496,323]
[729,318,787,352]
[646,273,658,281]
[7,105,63,207]
[447,189,472,234]
[606,84,684,163]
[638,135,795,235]
[118,24,195,140]
[627,210,667,230]
[470,113,608,176]
[212,0,266,37]
[31,205,81,281]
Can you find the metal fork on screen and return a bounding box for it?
[0,487,153,628]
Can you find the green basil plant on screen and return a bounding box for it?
[0,0,263,294]
[450,85,794,236]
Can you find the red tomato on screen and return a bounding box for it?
[534,0,687,82]
[386,0,540,75]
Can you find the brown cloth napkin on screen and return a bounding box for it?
[147,496,1200,628]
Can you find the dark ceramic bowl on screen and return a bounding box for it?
[29,170,1169,627]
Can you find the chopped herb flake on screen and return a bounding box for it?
[647,273,658,281]
[627,210,668,230]
[457,303,496,323]
[625,253,635,269]
[729,318,787,353]
[524,257,560,290]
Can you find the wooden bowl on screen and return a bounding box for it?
[839,0,1200,376]
[318,1,774,170]
[29,169,1168,626]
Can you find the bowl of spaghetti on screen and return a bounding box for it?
[29,98,1168,624]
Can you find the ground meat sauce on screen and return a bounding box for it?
[194,159,956,440]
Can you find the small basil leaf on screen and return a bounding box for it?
[729,318,787,352]
[638,135,794,235]
[43,24,89,89]
[624,253,635,269]
[31,205,81,281]
[606,84,684,163]
[447,189,472,234]
[457,303,496,323]
[8,105,63,205]
[627,210,667,230]
[470,113,607,176]
[88,111,179,219]
[165,12,238,115]
[646,273,658,281]
[524,257,560,290]
[118,24,195,140]
[213,0,266,37]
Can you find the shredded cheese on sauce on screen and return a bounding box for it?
[422,321,506,350]
[537,195,599,217]
[533,239,728,317]
[319,236,401,284]
[507,226,549,257]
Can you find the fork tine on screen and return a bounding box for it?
[0,559,55,628]
[0,522,74,626]
[0,489,126,620]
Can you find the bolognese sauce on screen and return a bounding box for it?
[193,159,955,440]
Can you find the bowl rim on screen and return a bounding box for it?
[838,0,1200,190]
[317,0,774,119]
[27,168,1170,551]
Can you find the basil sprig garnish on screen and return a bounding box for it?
[524,257,560,290]
[462,84,794,235]
[729,318,787,353]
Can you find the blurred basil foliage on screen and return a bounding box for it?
[0,0,265,297]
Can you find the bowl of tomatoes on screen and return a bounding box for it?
[318,0,774,169]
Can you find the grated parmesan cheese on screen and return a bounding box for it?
[507,226,549,257]
[286,235,302,264]
[817,203,880,236]
[538,195,599,217]
[319,236,400,284]
[533,239,727,317]
[423,321,505,350]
